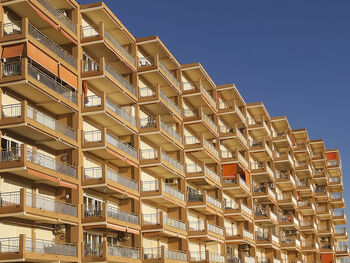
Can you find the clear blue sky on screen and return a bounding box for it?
[79,0,350,224]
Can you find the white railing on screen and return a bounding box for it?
[106,99,136,126]
[186,163,202,173]
[163,213,186,231]
[243,229,254,240]
[159,89,181,116]
[204,166,220,183]
[209,252,225,263]
[206,194,222,209]
[107,168,138,191]
[208,223,224,236]
[160,121,183,144]
[161,151,184,172]
[106,133,137,158]
[202,113,218,133]
[200,85,216,109]
[104,29,134,64]
[241,203,252,216]
[184,135,200,145]
[158,60,180,89]
[272,234,279,244]
[203,139,219,158]
[162,183,184,201]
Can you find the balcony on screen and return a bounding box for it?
[81,23,135,70]
[82,129,138,167]
[83,165,139,199]
[278,214,299,229]
[277,192,298,210]
[139,116,183,150]
[222,175,251,197]
[142,212,187,239]
[183,106,218,137]
[1,19,76,69]
[319,242,333,253]
[301,240,319,252]
[219,123,248,149]
[184,134,220,164]
[187,191,223,216]
[275,170,296,190]
[253,184,276,203]
[314,186,329,200]
[297,198,316,215]
[329,175,342,186]
[144,246,188,263]
[317,224,332,235]
[139,147,184,178]
[218,100,246,124]
[83,241,141,263]
[296,179,314,194]
[299,220,317,232]
[255,232,280,248]
[221,149,249,170]
[334,226,348,239]
[294,160,313,174]
[273,151,294,166]
[182,81,217,113]
[189,251,225,263]
[83,202,140,234]
[249,139,273,160]
[0,59,77,113]
[331,192,345,207]
[247,116,271,137]
[185,162,221,188]
[1,101,77,150]
[272,130,293,147]
[139,86,182,120]
[82,57,137,103]
[138,55,180,94]
[254,207,278,225]
[335,244,349,256]
[0,145,77,185]
[83,93,137,135]
[141,180,186,208]
[188,220,225,242]
[316,205,332,219]
[280,238,301,251]
[333,209,347,224]
[225,227,255,245]
[224,199,253,222]
[0,189,77,224]
[250,161,274,181]
[0,235,77,262]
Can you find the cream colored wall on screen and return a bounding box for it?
[0,176,31,192]
[35,228,54,240]
[2,93,19,105]
[0,223,32,238]
[141,202,156,214]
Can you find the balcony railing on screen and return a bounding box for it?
[189,221,205,231]
[106,99,136,126]
[26,148,76,178]
[186,163,202,173]
[26,63,77,103]
[204,166,220,183]
[104,62,136,95]
[200,85,216,109]
[106,133,137,158]
[2,60,21,76]
[203,139,219,158]
[28,23,76,68]
[107,168,138,191]
[103,29,134,65]
[209,252,225,263]
[206,194,222,209]
[188,192,203,202]
[165,249,187,261]
[243,229,254,240]
[84,166,102,179]
[158,60,180,89]
[106,205,139,224]
[3,21,21,36]
[108,245,139,258]
[160,120,183,144]
[162,182,185,201]
[202,113,217,133]
[163,213,186,231]
[26,105,77,140]
[161,151,184,172]
[184,135,200,145]
[207,223,224,236]
[37,0,76,33]
[140,148,158,160]
[159,89,181,116]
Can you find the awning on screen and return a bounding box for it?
[326,152,337,160]
[2,44,24,58]
[59,64,77,89]
[222,164,237,177]
[27,42,58,75]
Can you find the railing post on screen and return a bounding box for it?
[154,54,159,67]
[102,163,107,181]
[99,22,104,38]
[22,17,28,38]
[22,100,27,122]
[205,250,209,263]
[23,57,28,77]
[102,239,108,259]
[102,202,107,219]
[160,246,165,259]
[102,128,106,145]
[19,234,25,256]
[101,92,106,109]
[21,144,27,164]
[159,211,164,226]
[20,188,26,210]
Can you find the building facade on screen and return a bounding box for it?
[0,0,347,262]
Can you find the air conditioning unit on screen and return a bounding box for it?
[117,232,130,242]
[238,244,250,252]
[165,178,176,184]
[53,224,66,235]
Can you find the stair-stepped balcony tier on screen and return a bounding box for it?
[247,116,271,137]
[139,147,184,178]
[319,242,334,253]
[1,102,77,150]
[225,227,255,245]
[316,205,332,219]
[182,81,217,114]
[187,191,223,216]
[275,170,296,191]
[278,214,300,229]
[255,232,280,248]
[0,234,77,262]
[189,251,226,263]
[219,123,248,150]
[81,57,137,103]
[188,220,225,243]
[218,100,246,124]
[224,200,253,222]
[334,226,348,239]
[317,224,332,235]
[0,145,77,186]
[250,161,275,182]
[82,129,138,168]
[222,175,251,197]
[183,106,218,138]
[141,180,186,208]
[138,55,180,94]
[294,160,313,174]
[0,188,78,225]
[297,198,316,215]
[1,18,77,70]
[293,142,311,155]
[139,116,183,150]
[142,212,187,239]
[184,134,220,164]
[82,202,140,234]
[254,207,278,225]
[143,246,188,263]
[332,209,347,224]
[272,130,293,148]
[280,237,301,251]
[296,178,314,195]
[274,151,294,166]
[335,245,349,256]
[253,184,277,204]
[314,186,330,202]
[1,0,77,39]
[221,149,249,171]
[277,192,298,210]
[82,94,137,135]
[300,220,318,233]
[249,139,274,160]
[185,162,221,189]
[83,166,139,199]
[313,167,328,180]
[330,192,345,208]
[329,175,343,189]
[81,22,136,71]
[83,241,141,263]
[0,58,78,114]
[138,86,182,120]
[301,240,319,252]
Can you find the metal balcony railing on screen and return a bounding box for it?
[106,133,137,158]
[160,120,183,143]
[159,89,181,116]
[141,180,159,192]
[84,167,102,179]
[158,60,179,88]
[165,249,187,261]
[140,148,158,160]
[104,29,134,64]
[200,85,216,109]
[209,252,225,263]
[107,168,138,191]
[26,237,76,256]
[37,0,76,33]
[161,151,184,172]
[162,183,184,201]
[104,62,136,95]
[190,251,206,262]
[1,103,21,118]
[206,194,222,209]
[189,221,205,231]
[163,213,186,231]
[188,192,203,202]
[28,23,76,68]
[186,163,202,173]
[207,223,224,236]
[108,245,139,258]
[143,247,160,260]
[106,205,139,224]
[202,113,217,133]
[3,21,21,36]
[106,99,136,126]
[84,243,102,256]
[204,166,220,183]
[2,60,21,76]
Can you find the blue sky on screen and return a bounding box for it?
[79,0,350,223]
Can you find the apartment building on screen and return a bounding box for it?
[0,0,347,263]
